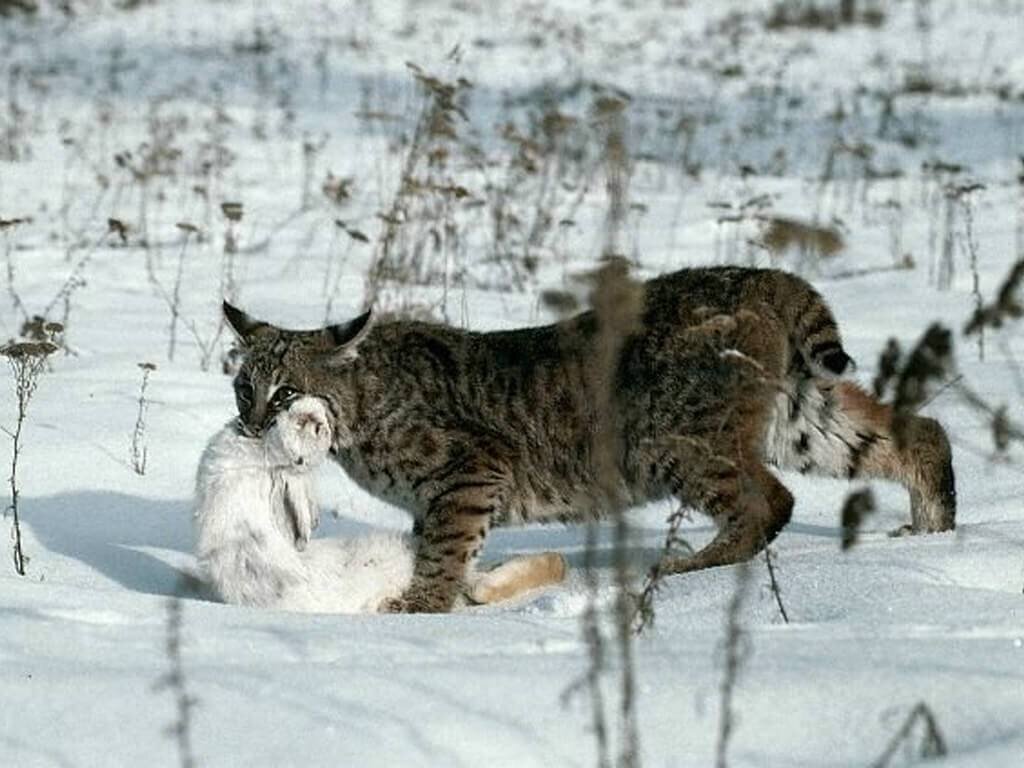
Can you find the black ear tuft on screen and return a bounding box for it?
[323,309,374,365]
[326,309,373,347]
[223,301,265,341]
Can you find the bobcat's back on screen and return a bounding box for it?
[644,266,853,376]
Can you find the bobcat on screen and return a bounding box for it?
[194,395,566,612]
[223,266,956,613]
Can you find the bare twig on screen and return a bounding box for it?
[763,546,789,623]
[716,561,752,768]
[964,259,1023,336]
[870,702,947,768]
[154,598,198,768]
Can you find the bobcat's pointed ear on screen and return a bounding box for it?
[223,301,266,343]
[323,309,373,366]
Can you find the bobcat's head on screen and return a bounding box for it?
[223,301,373,440]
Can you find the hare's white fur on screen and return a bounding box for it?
[194,397,413,613]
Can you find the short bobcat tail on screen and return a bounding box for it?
[774,271,854,376]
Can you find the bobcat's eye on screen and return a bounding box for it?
[271,385,299,407]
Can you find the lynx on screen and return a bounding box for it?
[194,395,566,612]
[223,266,956,613]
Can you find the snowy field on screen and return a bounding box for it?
[1,1,1023,766]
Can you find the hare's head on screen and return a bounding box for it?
[263,396,334,470]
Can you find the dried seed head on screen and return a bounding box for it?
[873,338,902,399]
[220,202,244,222]
[1,341,59,359]
[138,362,158,372]
[108,218,129,243]
[964,259,1024,335]
[0,216,31,230]
[540,289,580,317]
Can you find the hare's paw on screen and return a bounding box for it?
[283,479,318,549]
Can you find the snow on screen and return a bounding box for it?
[1,1,1023,766]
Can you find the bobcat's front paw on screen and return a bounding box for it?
[379,589,453,614]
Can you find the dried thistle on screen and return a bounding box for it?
[540,289,579,316]
[964,259,1024,335]
[322,173,354,206]
[563,257,644,768]
[891,324,954,447]
[108,217,129,244]
[1,338,58,575]
[19,316,64,350]
[220,201,243,222]
[872,338,902,399]
[131,362,156,475]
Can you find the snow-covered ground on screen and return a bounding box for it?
[1,1,1023,766]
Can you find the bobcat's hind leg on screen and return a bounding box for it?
[767,379,956,534]
[658,306,793,574]
[661,462,794,575]
[836,383,955,533]
[467,553,567,604]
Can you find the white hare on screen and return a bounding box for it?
[194,396,565,613]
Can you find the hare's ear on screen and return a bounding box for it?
[322,309,374,366]
[223,301,267,343]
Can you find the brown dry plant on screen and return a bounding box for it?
[1,335,59,575]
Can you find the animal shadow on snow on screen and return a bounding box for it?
[23,491,844,599]
[26,491,198,597]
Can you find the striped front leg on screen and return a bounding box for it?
[382,456,511,613]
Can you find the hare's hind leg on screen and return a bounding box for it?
[467,553,567,604]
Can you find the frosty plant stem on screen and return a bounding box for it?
[763,546,789,623]
[220,202,243,303]
[716,560,752,768]
[1,216,31,322]
[870,701,947,767]
[1,336,59,575]
[131,362,156,475]
[155,597,198,768]
[162,223,200,362]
